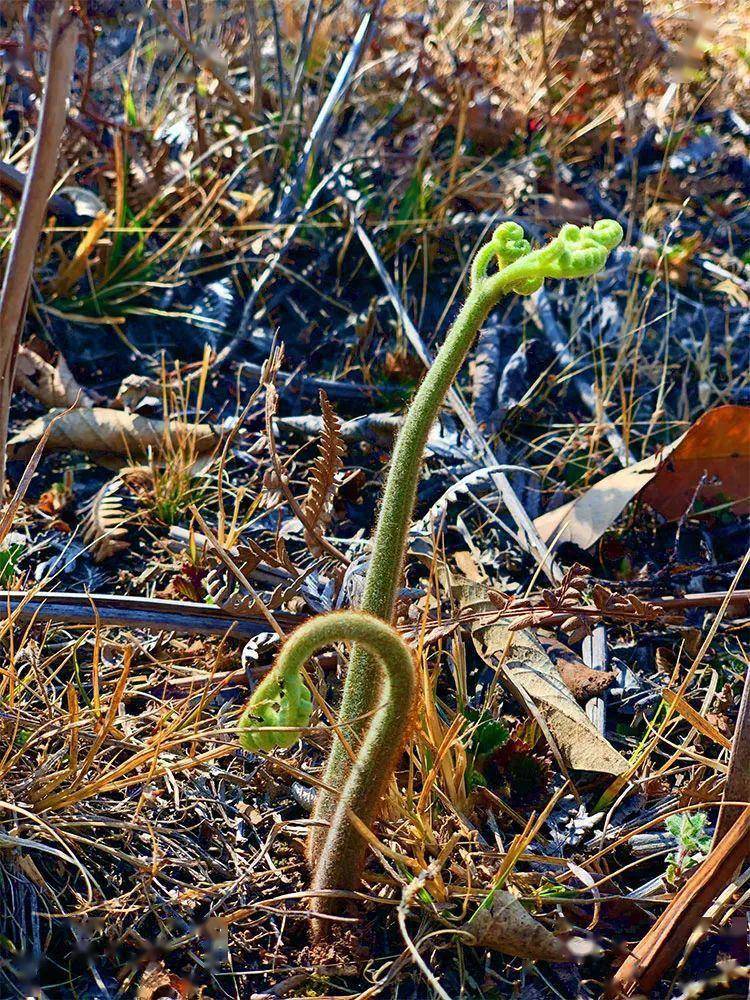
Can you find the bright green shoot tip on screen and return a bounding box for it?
[471,219,624,292]
[239,664,313,752]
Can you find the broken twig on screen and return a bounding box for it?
[0,2,78,496]
[610,806,750,996]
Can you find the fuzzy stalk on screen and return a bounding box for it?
[238,610,416,937]
[309,220,624,859]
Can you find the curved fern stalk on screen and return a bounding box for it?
[309,220,624,858]
[239,610,416,938]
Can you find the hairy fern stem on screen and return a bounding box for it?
[309,220,624,858]
[239,220,623,937]
[239,610,416,937]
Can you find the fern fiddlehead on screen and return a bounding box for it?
[308,220,624,860]
[239,610,416,938]
[239,662,314,752]
[239,220,623,939]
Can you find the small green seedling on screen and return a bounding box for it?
[239,219,623,938]
[0,533,25,586]
[665,811,711,884]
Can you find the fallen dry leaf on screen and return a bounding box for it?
[714,276,750,308]
[462,587,628,775]
[464,890,571,962]
[458,100,525,152]
[641,405,750,520]
[137,962,173,1000]
[15,343,98,409]
[533,182,592,224]
[115,373,161,410]
[8,407,221,463]
[535,456,659,549]
[453,549,486,582]
[535,405,750,549]
[539,636,616,703]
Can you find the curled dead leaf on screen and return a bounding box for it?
[464,890,571,962]
[15,343,98,409]
[540,636,617,703]
[136,959,201,999]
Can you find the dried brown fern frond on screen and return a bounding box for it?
[204,541,308,614]
[204,564,255,614]
[81,473,137,562]
[301,390,345,556]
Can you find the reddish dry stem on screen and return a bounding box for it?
[610,805,750,997]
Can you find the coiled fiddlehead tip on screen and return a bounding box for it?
[471,218,623,295]
[237,610,416,939]
[470,221,533,288]
[492,221,532,266]
[590,218,624,250]
[239,669,313,752]
[549,220,624,279]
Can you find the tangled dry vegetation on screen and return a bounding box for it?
[1,1,750,998]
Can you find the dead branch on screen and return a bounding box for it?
[609,805,750,997]
[0,2,78,495]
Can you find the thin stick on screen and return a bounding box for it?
[0,2,78,496]
[245,0,266,145]
[0,591,301,641]
[583,623,608,734]
[0,159,79,221]
[273,3,381,219]
[713,668,750,845]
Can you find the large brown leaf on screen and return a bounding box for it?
[535,405,750,549]
[463,890,570,962]
[641,404,750,520]
[461,586,628,776]
[8,408,221,462]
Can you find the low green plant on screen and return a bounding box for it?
[665,811,711,884]
[0,533,25,585]
[239,219,623,937]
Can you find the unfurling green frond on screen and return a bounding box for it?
[243,219,624,942]
[471,218,624,294]
[238,611,416,939]
[239,667,313,752]
[310,218,625,888]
